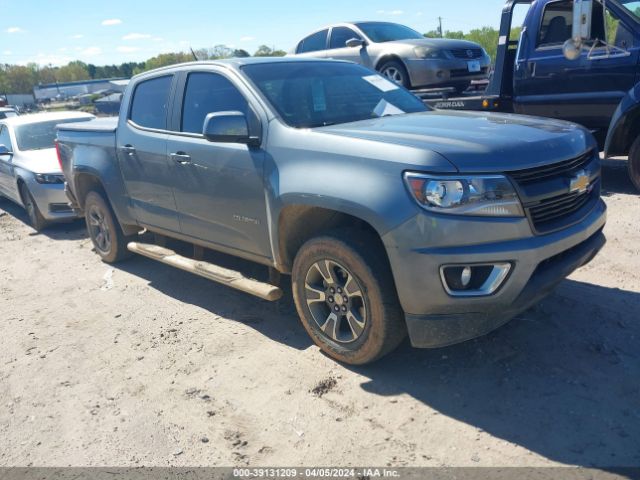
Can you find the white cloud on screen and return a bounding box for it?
[81,46,102,56]
[117,46,141,53]
[70,34,84,39]
[7,27,25,34]
[17,53,73,66]
[122,32,151,40]
[240,36,255,42]
[152,37,163,42]
[101,19,122,26]
[3,50,12,55]
[377,9,404,15]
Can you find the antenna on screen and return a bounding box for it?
[190,47,199,61]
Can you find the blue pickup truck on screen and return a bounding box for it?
[56,58,606,364]
[424,0,640,190]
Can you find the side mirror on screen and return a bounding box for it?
[346,38,366,48]
[202,111,259,146]
[0,144,12,156]
[564,0,593,60]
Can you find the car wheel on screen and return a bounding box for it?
[292,229,407,365]
[84,191,133,263]
[19,182,47,231]
[378,60,411,89]
[628,136,640,191]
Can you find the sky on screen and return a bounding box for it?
[0,0,507,66]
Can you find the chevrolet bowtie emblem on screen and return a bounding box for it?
[569,170,590,193]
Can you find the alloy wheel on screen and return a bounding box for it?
[304,259,367,344]
[87,205,112,254]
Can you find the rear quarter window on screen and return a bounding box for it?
[129,75,173,130]
[297,29,329,53]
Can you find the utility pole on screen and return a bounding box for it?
[438,17,443,38]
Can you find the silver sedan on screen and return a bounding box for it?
[0,111,94,230]
[290,21,491,92]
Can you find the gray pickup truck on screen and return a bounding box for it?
[56,57,606,364]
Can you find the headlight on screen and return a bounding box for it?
[404,173,524,217]
[35,173,65,184]
[414,46,449,60]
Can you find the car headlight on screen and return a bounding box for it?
[35,173,65,184]
[414,46,449,60]
[404,173,524,217]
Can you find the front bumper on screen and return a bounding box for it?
[405,57,491,89]
[382,199,607,348]
[24,175,77,221]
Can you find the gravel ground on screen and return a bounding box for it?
[0,159,638,468]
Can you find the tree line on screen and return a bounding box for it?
[0,45,287,95]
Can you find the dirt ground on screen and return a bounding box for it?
[0,159,638,469]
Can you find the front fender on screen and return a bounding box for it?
[605,83,640,157]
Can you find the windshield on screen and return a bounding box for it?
[354,22,424,43]
[615,0,640,20]
[15,118,90,151]
[242,62,428,129]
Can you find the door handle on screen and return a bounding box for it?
[122,145,136,157]
[170,152,191,165]
[528,62,536,76]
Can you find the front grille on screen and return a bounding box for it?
[450,48,483,59]
[509,150,594,185]
[450,67,489,78]
[528,189,594,227]
[508,150,600,234]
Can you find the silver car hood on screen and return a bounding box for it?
[12,148,62,174]
[381,38,486,50]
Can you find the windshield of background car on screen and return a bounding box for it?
[242,62,428,128]
[615,0,640,20]
[354,22,424,42]
[15,118,91,151]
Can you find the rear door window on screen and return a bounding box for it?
[129,75,173,130]
[297,29,329,53]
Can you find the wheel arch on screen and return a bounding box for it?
[276,204,388,274]
[605,86,640,158]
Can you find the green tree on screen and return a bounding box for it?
[233,49,251,58]
[254,45,286,57]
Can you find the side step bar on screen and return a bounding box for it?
[127,242,283,302]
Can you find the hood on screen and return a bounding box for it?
[318,111,595,173]
[385,38,485,51]
[12,148,62,174]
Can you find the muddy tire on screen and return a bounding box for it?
[19,182,47,232]
[378,60,411,89]
[628,136,640,191]
[292,229,407,365]
[84,191,133,263]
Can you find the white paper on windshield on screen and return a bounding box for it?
[373,99,405,117]
[363,75,399,92]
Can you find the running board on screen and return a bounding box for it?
[127,242,283,302]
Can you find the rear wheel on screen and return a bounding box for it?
[292,229,406,365]
[19,182,47,231]
[628,136,640,191]
[84,191,133,263]
[378,60,411,89]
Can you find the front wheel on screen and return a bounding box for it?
[292,229,406,365]
[19,182,47,231]
[84,191,133,263]
[628,135,640,191]
[378,60,411,89]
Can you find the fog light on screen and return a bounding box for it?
[440,263,511,297]
[460,266,472,287]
